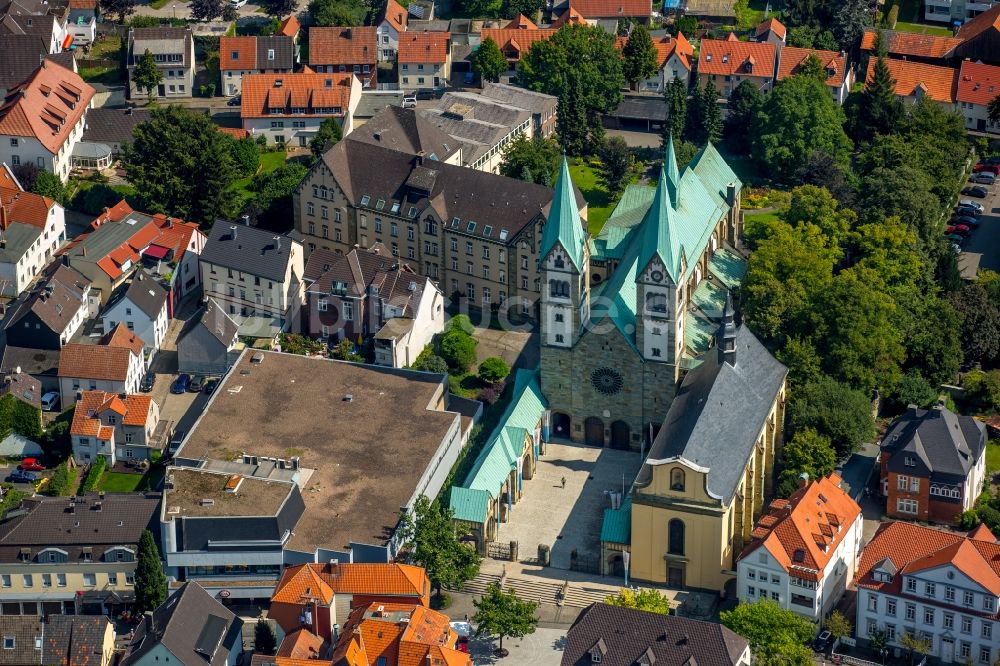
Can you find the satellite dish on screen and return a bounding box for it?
[15,366,21,375]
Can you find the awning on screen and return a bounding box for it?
[144,244,170,260]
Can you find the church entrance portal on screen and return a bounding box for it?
[584,417,604,446]
[552,412,571,439]
[610,420,630,450]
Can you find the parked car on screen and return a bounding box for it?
[952,215,980,228]
[983,157,1000,166]
[40,392,59,411]
[963,186,989,198]
[168,430,186,454]
[8,469,37,483]
[947,233,965,244]
[956,204,982,217]
[971,172,997,185]
[959,199,985,213]
[813,630,833,653]
[947,225,971,237]
[402,96,416,108]
[140,371,156,392]
[204,377,220,395]
[974,163,1000,175]
[188,375,205,393]
[171,374,190,394]
[19,458,44,471]
[227,94,241,106]
[464,71,475,85]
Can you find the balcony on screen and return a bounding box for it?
[791,594,814,609]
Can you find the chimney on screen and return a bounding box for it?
[230,225,238,240]
[274,236,282,251]
[718,292,737,366]
[415,150,425,166]
[799,472,809,489]
[241,214,250,226]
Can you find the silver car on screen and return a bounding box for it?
[972,172,997,185]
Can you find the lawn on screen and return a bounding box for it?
[233,150,286,197]
[79,67,124,85]
[569,163,617,237]
[87,35,122,59]
[149,0,185,10]
[893,21,954,35]
[987,441,1000,475]
[97,466,164,493]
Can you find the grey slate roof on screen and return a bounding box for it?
[636,324,787,502]
[0,615,111,666]
[561,603,749,666]
[128,27,193,67]
[354,91,404,119]
[0,223,41,264]
[82,107,152,146]
[6,264,91,336]
[200,223,297,283]
[256,35,295,70]
[481,82,557,115]
[420,91,530,166]
[115,271,168,319]
[611,95,669,122]
[0,34,49,92]
[0,345,60,376]
[346,105,461,162]
[179,298,238,347]
[122,582,243,666]
[881,406,986,483]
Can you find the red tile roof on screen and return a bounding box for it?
[101,322,145,355]
[331,603,470,666]
[859,29,964,59]
[217,126,250,139]
[956,2,1000,41]
[278,15,300,38]
[480,28,556,60]
[568,0,650,18]
[616,32,693,70]
[0,165,19,189]
[58,344,135,382]
[276,630,326,660]
[69,0,97,9]
[309,26,377,66]
[241,73,354,119]
[505,13,538,28]
[381,0,408,32]
[70,389,154,437]
[777,47,848,87]
[698,38,776,77]
[398,32,451,64]
[0,60,95,154]
[0,186,55,231]
[551,6,586,26]
[755,16,785,40]
[271,563,429,605]
[957,59,1000,106]
[220,36,258,71]
[865,57,958,103]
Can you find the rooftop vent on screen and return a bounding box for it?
[343,394,353,402]
[200,498,215,507]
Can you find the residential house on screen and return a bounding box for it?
[309,27,378,90]
[240,72,363,146]
[0,175,68,296]
[479,26,557,72]
[57,324,145,405]
[0,60,95,182]
[0,369,43,413]
[292,140,587,317]
[219,35,295,98]
[66,0,96,46]
[376,0,407,61]
[278,14,300,42]
[550,6,587,26]
[0,346,62,394]
[952,4,1000,63]
[0,616,114,666]
[420,91,532,172]
[754,16,786,45]
[856,521,1000,665]
[329,603,471,666]
[0,35,73,97]
[268,562,431,642]
[4,265,93,350]
[859,29,966,64]
[957,59,1000,134]
[736,473,864,621]
[925,0,998,24]
[880,404,987,523]
[101,271,169,356]
[697,35,777,98]
[0,10,65,55]
[777,47,853,104]
[126,27,195,100]
[564,0,651,26]
[121,582,244,666]
[0,492,160,617]
[398,32,451,91]
[481,82,558,138]
[199,223,304,340]
[616,32,693,92]
[343,105,463,165]
[70,389,160,464]
[78,108,152,164]
[159,466,304,602]
[252,628,329,666]
[864,57,959,107]
[561,603,751,666]
[176,298,243,376]
[302,244,445,367]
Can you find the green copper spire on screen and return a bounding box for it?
[665,134,680,208]
[539,156,585,271]
[637,162,682,280]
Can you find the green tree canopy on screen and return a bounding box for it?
[473,583,539,654]
[134,529,167,612]
[723,79,762,155]
[500,135,560,185]
[622,25,658,88]
[776,428,837,497]
[598,135,633,195]
[229,136,260,178]
[663,75,688,147]
[789,376,876,457]
[473,37,509,84]
[31,170,66,204]
[310,116,343,159]
[133,49,163,102]
[440,328,478,372]
[404,496,481,601]
[102,0,136,22]
[250,162,309,227]
[858,55,903,140]
[720,600,814,666]
[308,0,367,26]
[478,356,510,384]
[989,93,1000,125]
[254,618,277,655]
[950,282,1000,365]
[604,587,672,614]
[190,0,225,21]
[555,70,588,155]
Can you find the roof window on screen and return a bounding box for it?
[499,229,509,241]
[407,206,418,218]
[360,195,371,206]
[706,53,712,61]
[391,201,401,214]
[483,225,492,237]
[451,217,460,227]
[467,221,476,233]
[376,199,385,210]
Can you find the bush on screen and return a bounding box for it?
[415,353,449,374]
[479,383,505,405]
[440,330,478,373]
[45,462,75,497]
[80,457,106,493]
[886,3,899,28]
[230,137,261,178]
[446,314,475,335]
[478,356,510,384]
[892,371,938,409]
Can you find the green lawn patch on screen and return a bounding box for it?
[569,163,617,237]
[98,471,144,492]
[149,0,184,10]
[79,67,124,85]
[88,36,122,59]
[987,441,1000,476]
[894,21,953,35]
[744,211,782,226]
[233,150,286,197]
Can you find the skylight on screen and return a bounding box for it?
[483,225,492,237]
[360,195,370,206]
[467,221,476,233]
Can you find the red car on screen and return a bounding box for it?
[19,458,44,471]
[946,225,971,237]
[975,163,1000,175]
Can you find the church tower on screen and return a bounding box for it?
[538,156,589,348]
[635,138,684,369]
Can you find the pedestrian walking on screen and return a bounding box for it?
[561,476,566,489]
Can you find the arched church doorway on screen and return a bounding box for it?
[521,454,533,481]
[584,417,604,446]
[610,420,630,450]
[552,412,571,439]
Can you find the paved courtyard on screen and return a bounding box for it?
[469,627,566,666]
[496,440,642,570]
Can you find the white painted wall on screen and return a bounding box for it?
[376,21,400,61]
[102,295,168,355]
[0,106,89,183]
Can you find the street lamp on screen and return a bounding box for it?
[171,3,176,17]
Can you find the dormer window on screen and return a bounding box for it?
[588,638,607,663]
[231,50,239,60]
[905,456,916,467]
[592,654,602,663]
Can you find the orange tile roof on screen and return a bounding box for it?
[0,60,95,154]
[0,185,55,231]
[382,0,408,32]
[309,26,377,66]
[698,38,776,77]
[957,59,1000,105]
[777,47,848,87]
[568,0,650,17]
[278,15,300,38]
[241,73,353,119]
[276,629,326,660]
[71,389,154,437]
[616,32,693,70]
[956,2,1000,41]
[480,28,556,60]
[102,322,145,355]
[69,0,97,9]
[971,523,997,542]
[58,344,134,382]
[220,36,258,71]
[271,564,335,604]
[859,29,964,59]
[0,165,18,189]
[397,32,450,64]
[331,603,470,666]
[865,57,958,103]
[218,126,250,139]
[551,6,586,26]
[740,474,861,580]
[505,13,538,28]
[271,563,429,605]
[755,16,785,39]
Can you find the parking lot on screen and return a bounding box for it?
[957,165,1000,273]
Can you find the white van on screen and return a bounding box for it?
[41,392,60,411]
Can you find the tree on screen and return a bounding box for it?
[776,428,837,496]
[190,0,225,21]
[500,135,560,185]
[950,282,1000,364]
[796,53,828,82]
[622,25,658,88]
[414,353,450,373]
[787,25,839,50]
[31,170,65,203]
[308,0,366,26]
[440,328,478,372]
[229,136,260,178]
[826,611,853,645]
[310,117,343,159]
[724,79,762,155]
[900,632,932,666]
[404,496,481,603]
[752,74,851,181]
[503,0,542,18]
[720,599,814,666]
[892,370,938,408]
[789,376,876,457]
[901,296,962,385]
[598,136,633,195]
[122,106,237,223]
[258,0,296,17]
[464,0,503,16]
[699,79,722,143]
[331,338,364,362]
[134,529,166,613]
[556,70,588,155]
[989,93,1000,125]
[10,163,38,191]
[859,55,903,140]
[473,583,539,656]
[133,49,163,102]
[663,75,687,147]
[604,587,672,614]
[832,0,870,49]
[254,617,277,655]
[674,15,697,36]
[478,356,510,384]
[101,0,136,22]
[472,37,508,84]
[794,151,855,207]
[250,162,309,228]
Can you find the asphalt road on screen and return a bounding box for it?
[960,177,1000,274]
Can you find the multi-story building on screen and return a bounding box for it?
[70,390,160,464]
[856,521,1000,665]
[0,615,114,664]
[0,492,160,617]
[864,57,958,108]
[176,298,244,376]
[292,140,587,317]
[101,271,169,356]
[420,92,532,172]
[330,602,471,665]
[880,405,986,523]
[199,223,304,339]
[218,35,295,97]
[480,82,558,138]
[398,32,451,91]
[777,47,853,104]
[479,25,557,73]
[344,105,463,165]
[240,72,363,146]
[0,181,66,297]
[376,0,407,61]
[616,32,694,92]
[0,60,95,182]
[925,0,998,24]
[736,473,863,621]
[957,59,1000,134]
[309,27,377,90]
[57,324,146,405]
[126,27,195,100]
[697,36,777,98]
[563,0,651,24]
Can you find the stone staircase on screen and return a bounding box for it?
[461,571,613,609]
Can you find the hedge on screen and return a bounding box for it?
[0,394,41,440]
[45,462,76,497]
[80,458,107,493]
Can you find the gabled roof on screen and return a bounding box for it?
[398,32,450,63]
[0,616,111,666]
[755,16,785,40]
[881,406,986,481]
[0,35,58,93]
[58,343,135,381]
[241,72,354,119]
[859,29,963,59]
[5,264,90,335]
[81,107,152,145]
[697,38,776,77]
[101,322,145,355]
[568,0,651,18]
[777,47,848,87]
[219,35,257,70]
[345,105,461,162]
[636,143,681,278]
[615,32,694,70]
[381,0,407,32]
[957,59,1000,105]
[201,222,298,283]
[1,184,57,230]
[309,26,377,65]
[505,13,538,28]
[0,59,95,154]
[479,27,556,59]
[305,243,427,316]
[865,56,958,103]
[956,2,1000,41]
[71,390,155,438]
[551,6,586,26]
[112,270,168,320]
[271,563,429,606]
[278,14,300,38]
[539,156,586,269]
[331,603,469,666]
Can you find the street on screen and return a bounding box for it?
[959,175,1000,273]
